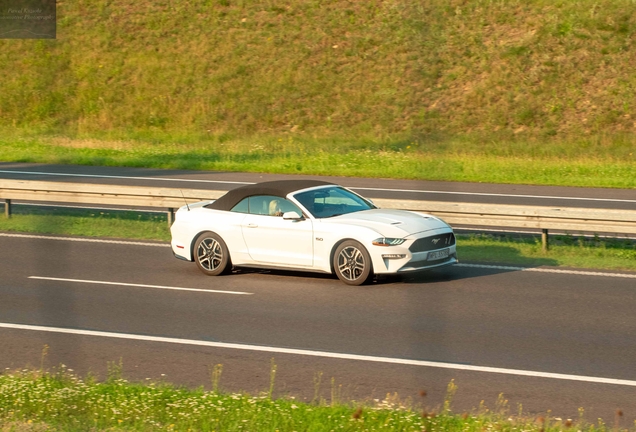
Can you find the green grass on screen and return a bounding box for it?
[0,206,170,241]
[458,233,636,271]
[0,132,634,188]
[2,0,636,138]
[1,206,635,272]
[0,367,626,431]
[1,0,636,188]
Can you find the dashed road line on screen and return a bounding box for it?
[28,276,252,295]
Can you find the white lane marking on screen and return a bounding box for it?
[0,232,169,247]
[356,186,636,204]
[0,169,251,185]
[28,276,252,296]
[2,169,634,204]
[17,202,163,213]
[458,263,636,279]
[1,322,636,387]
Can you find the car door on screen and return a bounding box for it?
[240,195,314,266]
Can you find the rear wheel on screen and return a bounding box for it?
[333,240,373,285]
[194,232,232,276]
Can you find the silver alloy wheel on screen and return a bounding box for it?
[337,245,366,282]
[194,231,232,276]
[197,237,224,271]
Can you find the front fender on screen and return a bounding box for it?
[312,222,382,273]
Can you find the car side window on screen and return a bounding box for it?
[230,198,249,213]
[245,195,302,217]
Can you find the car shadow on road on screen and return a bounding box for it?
[392,245,560,285]
[232,267,336,282]
[229,245,560,286]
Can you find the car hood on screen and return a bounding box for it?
[323,209,449,237]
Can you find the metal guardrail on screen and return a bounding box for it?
[0,179,224,225]
[2,179,636,250]
[373,198,636,250]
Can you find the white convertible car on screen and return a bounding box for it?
[170,180,457,285]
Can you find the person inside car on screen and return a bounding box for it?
[269,199,283,216]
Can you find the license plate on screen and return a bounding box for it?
[427,248,449,261]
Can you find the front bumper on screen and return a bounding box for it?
[395,252,458,272]
[370,229,458,274]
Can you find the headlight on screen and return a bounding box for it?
[372,238,406,246]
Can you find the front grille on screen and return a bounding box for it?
[409,233,455,253]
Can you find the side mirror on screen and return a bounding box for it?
[282,211,303,220]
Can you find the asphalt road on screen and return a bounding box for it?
[2,233,636,423]
[1,162,635,210]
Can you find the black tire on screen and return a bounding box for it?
[333,240,373,286]
[194,232,232,276]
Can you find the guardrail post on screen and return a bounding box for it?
[4,199,11,218]
[542,229,549,252]
[168,208,175,226]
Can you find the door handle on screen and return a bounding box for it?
[246,223,258,228]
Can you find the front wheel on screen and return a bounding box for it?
[333,240,373,286]
[194,232,232,276]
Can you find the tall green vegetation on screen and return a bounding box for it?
[0,0,634,185]
[0,368,626,431]
[2,0,635,138]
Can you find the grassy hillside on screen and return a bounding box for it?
[0,0,634,185]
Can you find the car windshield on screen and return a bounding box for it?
[293,186,376,218]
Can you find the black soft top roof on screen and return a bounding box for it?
[206,179,333,211]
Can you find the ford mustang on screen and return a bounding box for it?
[170,180,457,285]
